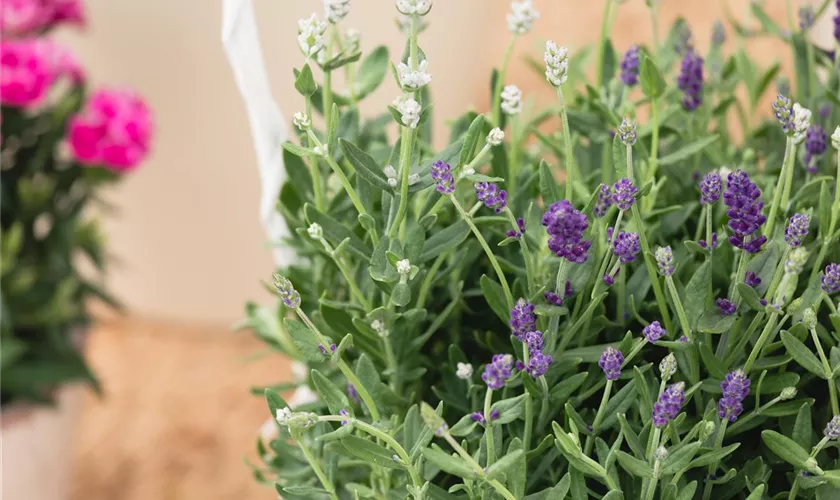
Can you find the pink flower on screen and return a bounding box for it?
[0,0,85,36]
[68,89,154,172]
[51,41,84,83]
[0,38,56,108]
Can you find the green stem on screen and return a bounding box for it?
[595,0,616,89]
[631,205,674,333]
[322,27,336,134]
[450,195,514,309]
[644,455,662,500]
[767,248,791,301]
[811,152,840,281]
[706,204,714,256]
[805,32,818,104]
[504,207,535,295]
[557,86,577,203]
[294,431,339,500]
[307,131,370,220]
[649,4,660,63]
[557,292,608,353]
[810,325,839,415]
[584,379,613,455]
[491,36,517,126]
[440,433,518,500]
[592,210,623,299]
[645,97,660,209]
[730,250,748,306]
[304,98,325,212]
[390,127,415,239]
[743,312,780,374]
[665,276,692,342]
[416,251,448,309]
[336,417,423,488]
[701,419,729,500]
[484,389,496,466]
[766,138,794,239]
[523,391,533,451]
[548,260,570,352]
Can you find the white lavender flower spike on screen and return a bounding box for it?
[544,41,569,87]
[500,85,523,116]
[307,223,323,240]
[394,96,422,128]
[456,362,473,380]
[396,259,412,276]
[791,103,812,145]
[832,126,840,150]
[324,0,351,24]
[344,28,361,52]
[487,128,506,146]
[292,111,311,131]
[297,14,327,58]
[396,0,432,16]
[397,59,432,90]
[507,0,540,35]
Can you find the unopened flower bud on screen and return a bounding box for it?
[293,111,311,130]
[420,402,448,436]
[487,128,505,146]
[384,165,398,187]
[394,96,422,129]
[803,308,817,330]
[785,247,808,275]
[507,0,540,35]
[456,362,473,380]
[297,14,328,58]
[780,387,798,400]
[307,223,323,240]
[396,259,412,276]
[618,117,637,146]
[544,41,569,87]
[324,0,351,24]
[792,103,812,145]
[313,144,329,157]
[832,127,840,150]
[659,353,677,381]
[501,85,523,116]
[396,0,432,16]
[654,446,669,461]
[700,421,717,440]
[397,60,432,90]
[408,173,420,185]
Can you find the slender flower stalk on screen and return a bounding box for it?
[811,129,840,280]
[292,429,340,500]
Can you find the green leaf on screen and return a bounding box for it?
[422,447,475,479]
[391,282,411,307]
[792,402,813,450]
[340,139,392,191]
[276,485,331,499]
[322,50,361,71]
[819,181,832,238]
[486,449,525,480]
[506,439,527,498]
[355,46,389,98]
[737,283,764,311]
[661,442,701,475]
[699,341,726,379]
[549,372,588,405]
[459,115,486,167]
[341,435,403,469]
[686,443,740,468]
[614,450,652,477]
[490,395,526,424]
[285,318,326,362]
[419,221,469,263]
[282,141,314,157]
[675,481,698,500]
[480,274,509,323]
[658,135,720,167]
[294,63,318,96]
[305,204,371,260]
[781,331,826,378]
[310,370,349,414]
[640,55,666,99]
[745,485,766,500]
[697,310,736,334]
[761,430,810,468]
[265,388,288,419]
[326,104,339,150]
[612,133,625,182]
[633,367,653,420]
[449,414,479,436]
[355,353,384,416]
[683,260,711,328]
[617,414,645,458]
[539,160,561,205]
[600,378,637,429]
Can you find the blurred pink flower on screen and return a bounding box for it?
[0,38,56,108]
[68,89,154,171]
[51,41,84,83]
[0,0,85,36]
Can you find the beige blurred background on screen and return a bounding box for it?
[50,0,826,499]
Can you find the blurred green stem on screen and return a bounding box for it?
[491,36,517,126]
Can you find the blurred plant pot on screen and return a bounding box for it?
[1,329,89,500]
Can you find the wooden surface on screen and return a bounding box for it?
[69,317,291,500]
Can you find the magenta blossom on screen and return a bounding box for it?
[0,0,84,37]
[68,89,154,171]
[0,38,58,108]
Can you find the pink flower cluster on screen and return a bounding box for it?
[67,89,154,171]
[0,38,83,108]
[1,0,85,36]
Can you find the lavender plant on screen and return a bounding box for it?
[240,1,840,498]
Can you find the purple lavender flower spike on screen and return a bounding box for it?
[347,383,360,403]
[606,227,614,243]
[523,330,544,353]
[599,347,624,381]
[490,409,500,420]
[679,335,689,343]
[712,20,726,46]
[772,94,795,133]
[825,416,840,439]
[724,170,767,254]
[744,271,761,288]
[431,161,455,194]
[509,298,536,340]
[543,200,591,263]
[507,218,526,238]
[655,246,675,276]
[527,351,553,378]
[699,232,718,249]
[677,50,704,111]
[594,184,613,218]
[785,213,810,248]
[545,292,563,306]
[643,321,667,343]
[699,172,721,205]
[799,4,815,31]
[470,412,486,425]
[603,273,616,287]
[613,232,641,264]
[804,125,827,173]
[475,182,507,213]
[718,369,750,422]
[652,382,686,427]
[717,298,736,316]
[620,45,640,86]
[482,354,514,390]
[822,263,840,294]
[274,274,302,309]
[612,178,638,211]
[835,2,840,45]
